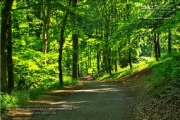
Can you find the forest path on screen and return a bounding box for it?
[36,80,135,120]
[7,75,139,120]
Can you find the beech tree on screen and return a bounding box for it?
[72,0,78,79]
[1,0,14,93]
[58,0,71,86]
[0,0,179,91]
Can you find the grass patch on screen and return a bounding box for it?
[97,58,156,81]
[63,76,79,86]
[0,89,44,113]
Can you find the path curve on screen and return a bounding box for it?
[6,80,136,120]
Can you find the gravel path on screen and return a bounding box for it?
[7,80,136,120]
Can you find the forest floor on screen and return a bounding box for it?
[3,68,180,120]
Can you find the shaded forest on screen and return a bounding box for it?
[0,0,180,110]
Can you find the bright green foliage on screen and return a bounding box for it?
[145,52,180,98]
[1,0,180,112]
[0,90,43,112]
[97,57,156,81]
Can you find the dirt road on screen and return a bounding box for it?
[7,80,136,120]
[5,68,179,120]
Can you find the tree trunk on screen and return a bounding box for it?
[72,0,78,79]
[108,48,112,75]
[97,50,100,74]
[80,56,83,77]
[72,34,78,78]
[65,48,71,74]
[58,1,70,87]
[128,37,132,69]
[58,32,64,86]
[118,47,121,67]
[168,28,171,54]
[1,0,14,93]
[42,0,51,64]
[114,59,118,72]
[128,49,132,69]
[153,30,158,61]
[86,62,88,74]
[157,33,161,57]
[78,64,80,77]
[103,51,108,73]
[7,13,14,93]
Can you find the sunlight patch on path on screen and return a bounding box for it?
[52,88,122,93]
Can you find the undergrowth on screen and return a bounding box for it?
[0,76,78,113]
[1,50,79,113]
[97,52,180,103]
[145,53,180,101]
[97,57,156,81]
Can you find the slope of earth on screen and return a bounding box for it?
[114,68,180,120]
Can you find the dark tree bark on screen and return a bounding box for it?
[157,33,161,57]
[128,49,132,69]
[103,50,108,73]
[58,30,65,86]
[58,1,71,87]
[97,50,100,74]
[72,0,78,79]
[114,59,118,72]
[153,29,158,61]
[72,34,78,78]
[7,13,14,93]
[104,6,112,75]
[1,0,14,93]
[128,36,132,69]
[78,64,80,77]
[108,48,112,75]
[168,28,171,54]
[86,62,88,75]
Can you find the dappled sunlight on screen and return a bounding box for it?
[4,80,136,120]
[31,100,58,105]
[69,88,123,93]
[51,87,123,94]
[28,82,127,107]
[50,101,88,105]
[2,0,179,119]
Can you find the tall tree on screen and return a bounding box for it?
[168,28,171,54]
[128,34,132,69]
[1,0,14,92]
[72,0,78,79]
[42,0,51,55]
[58,0,71,86]
[153,29,158,61]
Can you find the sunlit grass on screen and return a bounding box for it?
[0,89,44,112]
[98,74,110,81]
[97,58,156,81]
[63,76,78,86]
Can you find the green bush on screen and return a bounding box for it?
[145,52,180,98]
